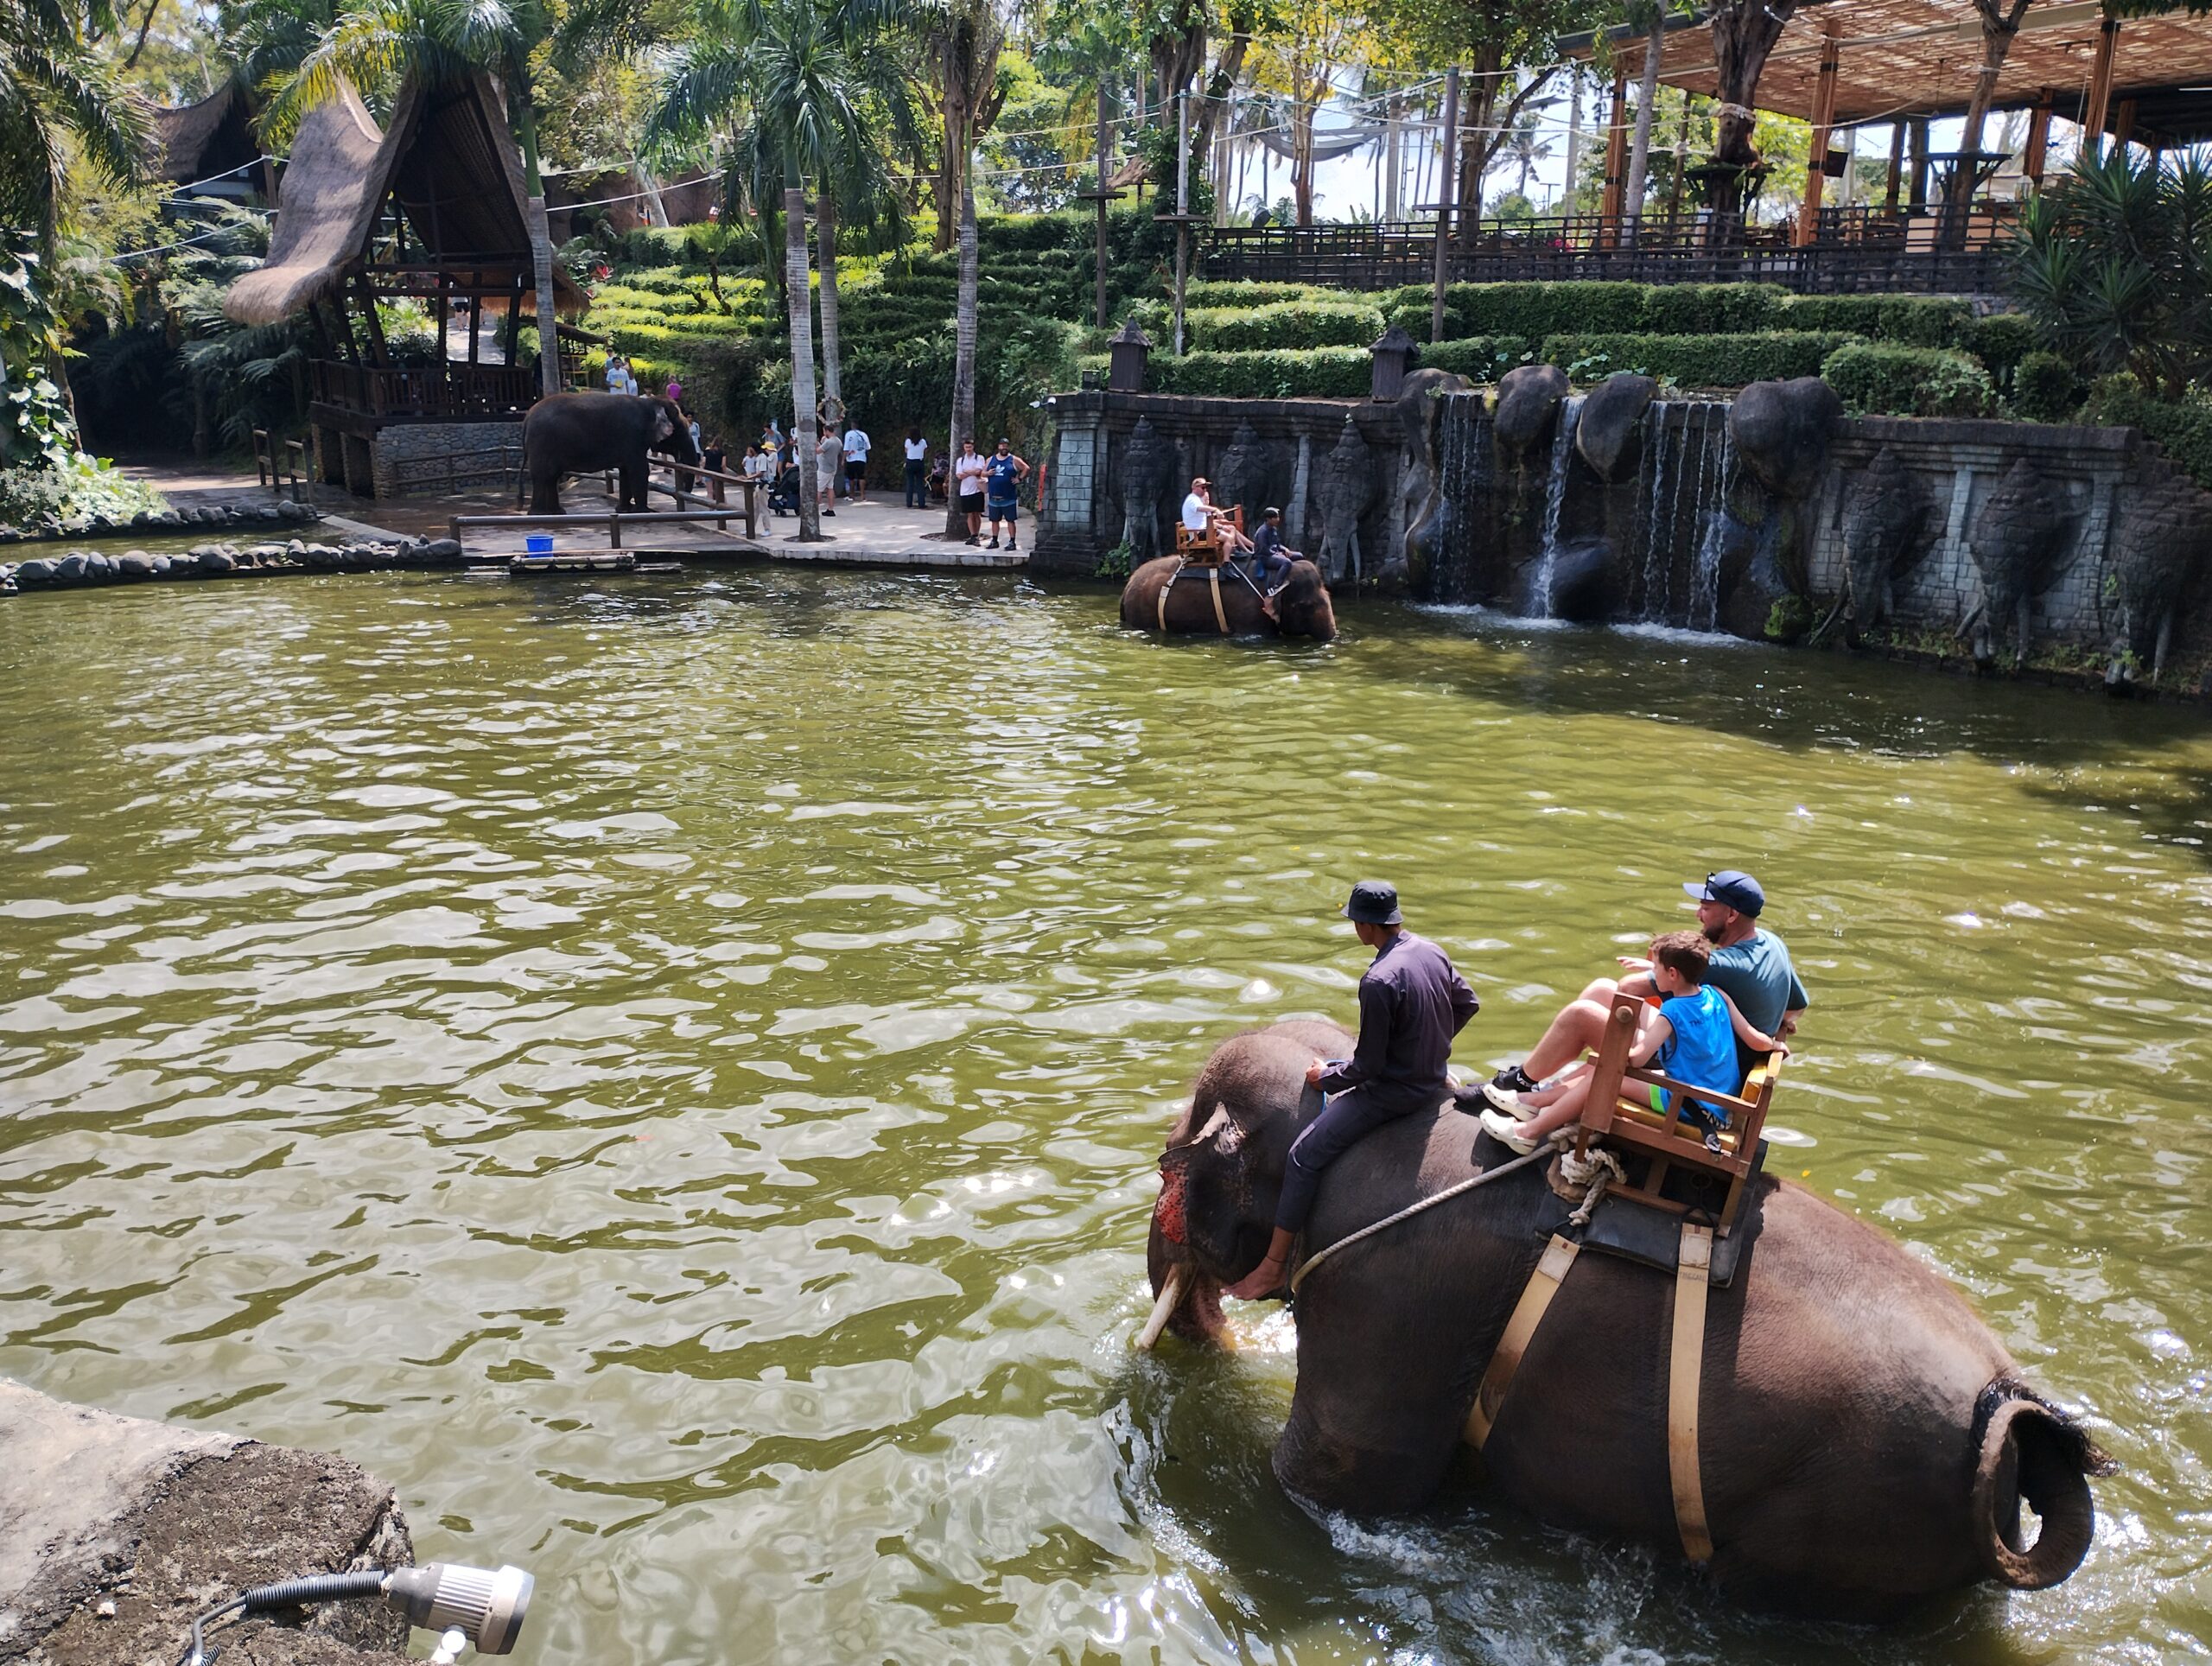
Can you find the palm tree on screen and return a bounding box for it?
[0,0,152,258]
[943,139,975,539]
[652,0,912,540]
[265,0,564,396]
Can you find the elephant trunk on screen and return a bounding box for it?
[1970,1385,2109,1590]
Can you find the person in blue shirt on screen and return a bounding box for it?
[982,438,1028,551]
[1245,506,1300,594]
[1478,930,1783,1155]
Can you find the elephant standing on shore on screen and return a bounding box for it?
[1119,556,1338,642]
[1143,1021,2107,1618]
[518,392,700,513]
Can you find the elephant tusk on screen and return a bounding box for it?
[1135,1268,1187,1351]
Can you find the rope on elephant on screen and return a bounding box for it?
[1556,1147,1628,1229]
[1287,1141,1556,1294]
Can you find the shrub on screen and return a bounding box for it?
[1638,283,1790,335]
[1190,300,1384,352]
[1542,331,1858,388]
[1388,281,1649,342]
[1820,343,1998,417]
[1780,295,1971,347]
[2012,352,2086,423]
[1145,346,1372,399]
[1184,279,1343,308]
[1964,314,2037,390]
[0,453,168,531]
[2084,378,2212,493]
[1421,335,1535,382]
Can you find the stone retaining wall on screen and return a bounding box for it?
[310,422,524,500]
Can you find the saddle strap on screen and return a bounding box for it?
[1157,559,1179,633]
[1208,565,1228,633]
[1465,1232,1580,1450]
[1669,1222,1715,1563]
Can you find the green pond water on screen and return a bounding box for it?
[1,571,2207,1664]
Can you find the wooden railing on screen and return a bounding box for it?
[310,360,539,419]
[1204,206,2016,295]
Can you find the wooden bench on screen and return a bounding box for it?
[1174,506,1243,568]
[1572,989,1783,1236]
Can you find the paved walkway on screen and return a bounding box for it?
[112,458,1024,570]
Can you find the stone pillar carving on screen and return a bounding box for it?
[1315,416,1376,584]
[1117,416,1173,566]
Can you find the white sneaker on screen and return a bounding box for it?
[1479,1107,1540,1155]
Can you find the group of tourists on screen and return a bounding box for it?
[1224,869,1808,1301]
[741,418,874,519]
[953,437,1030,550]
[1180,477,1300,603]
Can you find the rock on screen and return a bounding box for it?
[16,557,54,583]
[196,549,235,574]
[1729,377,1843,500]
[117,552,152,579]
[156,509,181,527]
[149,553,172,575]
[54,554,86,583]
[1493,364,1570,460]
[82,553,114,582]
[0,525,20,543]
[0,1379,416,1666]
[130,510,152,527]
[423,538,464,560]
[1548,537,1614,621]
[257,504,283,522]
[1574,372,1659,484]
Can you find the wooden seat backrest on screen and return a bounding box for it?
[1573,989,1782,1189]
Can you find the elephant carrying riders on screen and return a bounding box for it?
[1224,881,1478,1300]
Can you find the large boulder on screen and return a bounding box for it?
[1492,364,1569,461]
[1574,372,1658,484]
[1729,376,1843,500]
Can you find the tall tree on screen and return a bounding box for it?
[1704,0,1794,213]
[267,0,566,395]
[0,0,152,258]
[925,0,1003,251]
[943,141,976,538]
[651,0,913,537]
[1622,0,1667,230]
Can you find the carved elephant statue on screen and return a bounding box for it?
[1967,456,2075,664]
[518,392,699,513]
[1143,1021,2107,1619]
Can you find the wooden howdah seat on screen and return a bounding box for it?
[1572,989,1783,1236]
[1173,505,1243,567]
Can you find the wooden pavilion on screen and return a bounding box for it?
[155,79,268,201]
[225,71,588,493]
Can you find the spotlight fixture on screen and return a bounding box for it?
[179,1562,534,1666]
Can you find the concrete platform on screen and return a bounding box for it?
[0,1380,414,1666]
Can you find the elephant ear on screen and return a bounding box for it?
[1193,1103,1243,1157]
[651,408,674,442]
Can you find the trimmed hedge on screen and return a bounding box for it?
[1184,279,1344,308]
[1541,331,1859,387]
[1637,283,1791,335]
[1143,346,1373,399]
[1188,300,1384,352]
[2012,352,2085,423]
[2086,378,2212,493]
[1778,295,1973,347]
[1421,335,1534,382]
[1819,343,1997,417]
[1387,280,1651,342]
[1963,314,2037,389]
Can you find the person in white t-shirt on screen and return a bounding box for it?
[1180,477,1250,554]
[952,439,988,544]
[902,428,930,508]
[842,423,873,504]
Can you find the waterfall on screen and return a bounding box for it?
[1640,404,1671,623]
[1692,418,1737,633]
[1531,395,1584,617]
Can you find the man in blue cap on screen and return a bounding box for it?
[1479,867,1808,1110]
[1225,881,1478,1300]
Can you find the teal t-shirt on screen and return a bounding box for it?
[1702,928,1808,1038]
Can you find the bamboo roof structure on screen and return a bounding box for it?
[1567,2,2212,145]
[225,71,586,327]
[154,79,258,186]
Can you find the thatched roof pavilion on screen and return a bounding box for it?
[155,79,263,194]
[225,70,587,428]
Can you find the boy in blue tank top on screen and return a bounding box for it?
[1479,930,1783,1155]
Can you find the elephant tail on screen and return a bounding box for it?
[1970,1377,2112,1590]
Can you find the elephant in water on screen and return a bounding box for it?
[518,392,700,513]
[1119,556,1338,642]
[1143,1021,2107,1618]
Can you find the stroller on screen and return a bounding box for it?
[767,462,802,518]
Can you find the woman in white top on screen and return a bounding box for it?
[952,440,989,544]
[902,428,929,508]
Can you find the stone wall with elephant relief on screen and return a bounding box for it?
[1032,391,1427,586]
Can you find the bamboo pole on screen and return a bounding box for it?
[1794,17,1844,248]
[1431,67,1459,344]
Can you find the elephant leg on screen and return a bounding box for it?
[620,463,645,512]
[1273,1383,1464,1517]
[530,475,562,515]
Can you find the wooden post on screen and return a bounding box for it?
[1909,118,1930,214]
[1431,67,1459,344]
[2024,98,2052,187]
[2113,99,2138,149]
[355,272,390,366]
[467,268,482,366]
[1885,120,1904,213]
[1599,63,1629,249]
[1794,17,1843,248]
[2084,16,2120,147]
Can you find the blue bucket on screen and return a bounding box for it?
[524,534,554,556]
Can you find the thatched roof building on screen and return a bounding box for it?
[225,71,586,327]
[155,79,263,194]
